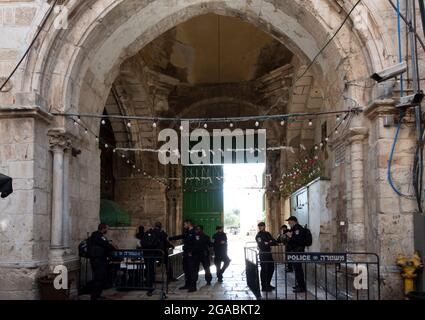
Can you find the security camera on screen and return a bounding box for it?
[370,62,407,83]
[396,91,424,109]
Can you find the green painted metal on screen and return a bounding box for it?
[182,166,223,236]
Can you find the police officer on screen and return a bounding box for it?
[255,222,277,292]
[190,225,213,291]
[212,226,231,283]
[88,223,117,300]
[286,216,307,293]
[169,219,196,291]
[277,225,293,272]
[152,222,176,283]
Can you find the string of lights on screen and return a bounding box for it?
[52,107,361,127]
[62,103,359,193]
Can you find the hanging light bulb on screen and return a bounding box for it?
[113,149,116,153]
[204,123,208,129]
[73,120,78,126]
[314,145,319,150]
[280,120,285,126]
[127,120,132,128]
[84,128,88,134]
[335,128,339,134]
[320,142,324,147]
[336,114,341,122]
[104,143,108,148]
[101,119,106,125]
[325,137,329,142]
[179,124,184,131]
[95,136,99,142]
[77,116,81,122]
[229,122,234,128]
[133,165,136,169]
[152,121,157,128]
[121,154,125,158]
[255,121,260,127]
[126,160,130,164]
[308,119,313,126]
[138,169,141,173]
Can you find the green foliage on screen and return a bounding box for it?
[224,208,241,228]
[280,157,322,199]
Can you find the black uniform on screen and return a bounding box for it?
[277,230,293,272]
[169,228,197,288]
[141,227,169,291]
[287,224,307,290]
[212,231,231,280]
[255,231,277,290]
[191,232,213,287]
[155,228,175,281]
[88,231,115,300]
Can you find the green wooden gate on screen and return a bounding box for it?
[182,166,223,237]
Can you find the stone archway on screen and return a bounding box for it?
[1,0,411,300]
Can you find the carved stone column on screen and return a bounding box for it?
[347,127,368,252]
[48,130,72,250]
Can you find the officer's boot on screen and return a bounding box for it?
[217,271,223,283]
[188,282,197,293]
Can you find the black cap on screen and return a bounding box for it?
[216,226,223,230]
[286,216,298,222]
[257,222,266,227]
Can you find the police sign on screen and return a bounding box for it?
[285,253,347,263]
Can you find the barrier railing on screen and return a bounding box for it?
[79,249,167,300]
[244,245,381,300]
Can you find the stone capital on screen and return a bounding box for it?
[48,129,73,152]
[347,127,369,144]
[364,99,398,120]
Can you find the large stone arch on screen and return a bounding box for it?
[18,0,394,124]
[1,0,411,300]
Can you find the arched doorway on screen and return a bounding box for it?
[1,0,412,300]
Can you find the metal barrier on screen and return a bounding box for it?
[244,245,381,300]
[79,249,167,300]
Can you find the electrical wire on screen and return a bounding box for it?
[293,0,362,84]
[0,0,58,92]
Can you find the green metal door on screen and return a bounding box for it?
[183,166,223,237]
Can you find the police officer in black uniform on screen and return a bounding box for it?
[212,226,231,283]
[277,225,293,272]
[88,223,117,300]
[169,219,196,291]
[152,222,176,283]
[286,216,307,293]
[255,222,277,292]
[190,225,213,291]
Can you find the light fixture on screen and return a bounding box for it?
[204,123,208,129]
[229,122,234,128]
[95,136,99,142]
[101,119,106,125]
[255,121,260,127]
[308,119,313,126]
[179,124,184,131]
[152,121,157,128]
[335,128,339,134]
[280,120,285,126]
[104,143,108,148]
[127,120,132,128]
[126,160,130,164]
[84,128,88,134]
